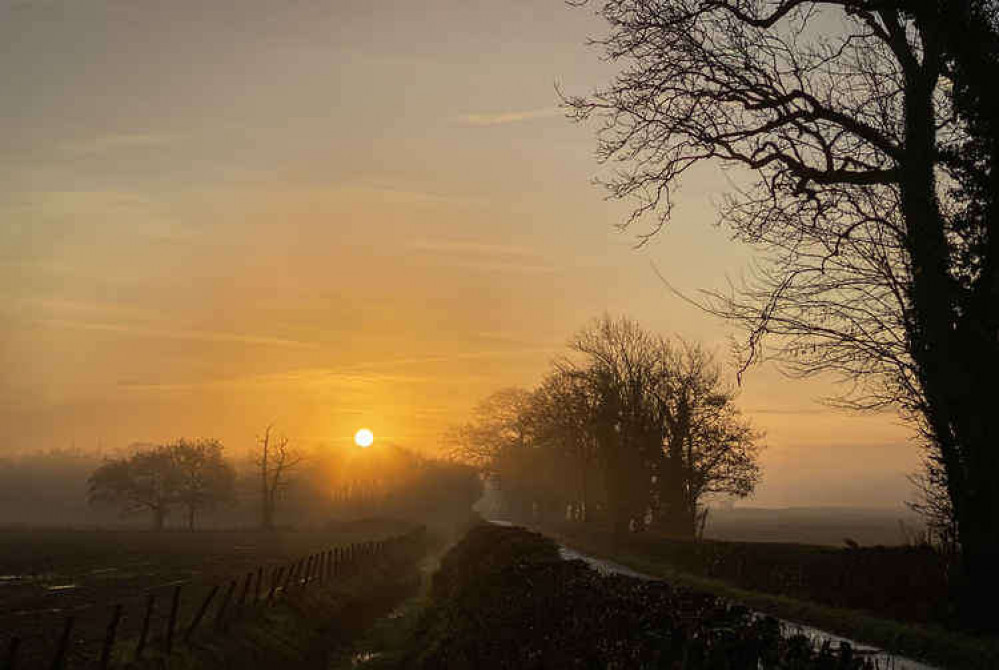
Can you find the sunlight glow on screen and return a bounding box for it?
[354,428,374,448]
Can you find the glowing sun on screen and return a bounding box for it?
[354,428,374,448]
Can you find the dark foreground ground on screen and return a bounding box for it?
[0,519,413,668]
[390,524,894,669]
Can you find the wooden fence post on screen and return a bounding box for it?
[165,584,182,654]
[185,584,220,642]
[236,571,252,615]
[255,567,263,604]
[267,567,283,603]
[214,580,237,631]
[5,636,20,670]
[304,555,313,587]
[98,603,123,670]
[282,562,295,594]
[49,615,74,670]
[135,593,155,660]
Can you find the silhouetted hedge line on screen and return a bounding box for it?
[552,523,953,625]
[405,524,877,669]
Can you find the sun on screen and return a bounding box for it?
[354,428,374,448]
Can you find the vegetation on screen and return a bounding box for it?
[567,0,999,625]
[255,424,304,530]
[402,523,885,669]
[0,520,418,669]
[447,315,762,539]
[549,522,999,669]
[88,439,236,530]
[550,521,951,626]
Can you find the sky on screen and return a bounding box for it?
[0,0,919,508]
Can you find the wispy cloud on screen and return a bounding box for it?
[118,348,560,393]
[457,108,561,127]
[337,182,484,208]
[61,133,176,156]
[409,238,557,274]
[9,189,199,243]
[40,318,319,350]
[410,239,538,259]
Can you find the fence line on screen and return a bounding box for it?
[2,526,426,670]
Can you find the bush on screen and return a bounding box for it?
[405,524,876,669]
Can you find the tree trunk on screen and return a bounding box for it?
[187,506,195,531]
[899,55,999,629]
[260,433,271,530]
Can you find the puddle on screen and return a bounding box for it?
[351,651,382,666]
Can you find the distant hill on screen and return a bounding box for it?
[704,506,926,547]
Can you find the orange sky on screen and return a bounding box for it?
[0,0,917,508]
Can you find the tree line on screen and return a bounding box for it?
[85,428,482,531]
[88,439,237,531]
[446,315,763,540]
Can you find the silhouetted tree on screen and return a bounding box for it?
[908,455,959,554]
[170,438,236,531]
[529,370,604,522]
[442,388,534,468]
[87,445,179,530]
[564,316,674,539]
[654,342,761,535]
[564,316,761,538]
[566,0,999,622]
[457,317,762,537]
[256,424,303,530]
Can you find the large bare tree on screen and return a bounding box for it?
[566,0,999,623]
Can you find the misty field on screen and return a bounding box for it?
[0,519,411,668]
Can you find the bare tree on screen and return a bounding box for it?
[530,370,604,522]
[88,445,178,530]
[442,388,534,468]
[256,424,303,530]
[565,316,761,537]
[170,438,236,531]
[656,342,762,535]
[565,315,675,538]
[566,0,999,621]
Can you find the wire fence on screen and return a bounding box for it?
[1,526,426,670]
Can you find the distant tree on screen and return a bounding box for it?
[653,342,761,536]
[458,316,763,537]
[256,424,303,530]
[565,316,762,538]
[529,370,604,522]
[87,445,179,530]
[442,388,534,468]
[169,438,236,531]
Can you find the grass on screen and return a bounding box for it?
[326,519,479,670]
[546,525,999,669]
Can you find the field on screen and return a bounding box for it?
[0,519,412,668]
